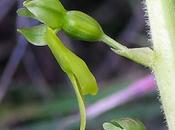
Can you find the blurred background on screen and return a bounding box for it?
[0,0,166,130]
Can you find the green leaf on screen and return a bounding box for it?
[17,7,36,19]
[45,27,98,95]
[103,118,146,130]
[17,24,47,46]
[23,0,66,29]
[103,123,122,130]
[112,47,154,68]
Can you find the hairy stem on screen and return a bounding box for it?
[146,0,175,129]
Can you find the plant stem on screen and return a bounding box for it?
[146,0,175,129]
[101,34,154,67]
[101,34,128,50]
[69,74,86,130]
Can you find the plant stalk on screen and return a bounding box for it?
[146,0,175,129]
[101,34,128,50]
[69,74,86,130]
[101,34,154,67]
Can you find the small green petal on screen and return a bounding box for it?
[24,0,66,29]
[17,7,36,19]
[17,24,47,46]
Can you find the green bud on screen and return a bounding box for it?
[63,11,104,41]
[24,0,66,29]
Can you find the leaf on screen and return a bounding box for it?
[23,0,66,29]
[112,47,154,68]
[17,7,36,19]
[45,27,98,95]
[103,123,122,130]
[103,118,146,130]
[17,24,47,46]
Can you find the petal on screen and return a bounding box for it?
[24,0,66,29]
[17,24,47,46]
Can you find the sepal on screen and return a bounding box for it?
[17,24,47,46]
[24,0,66,29]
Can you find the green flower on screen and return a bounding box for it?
[18,25,98,130]
[17,0,104,42]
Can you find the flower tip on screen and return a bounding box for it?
[92,89,99,95]
[17,29,21,33]
[16,9,20,15]
[90,86,99,96]
[23,0,32,7]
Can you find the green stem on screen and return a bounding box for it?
[69,74,86,130]
[101,34,128,50]
[101,34,154,68]
[146,0,175,129]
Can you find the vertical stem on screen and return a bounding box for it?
[146,0,175,129]
[69,74,86,130]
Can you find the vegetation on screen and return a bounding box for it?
[15,0,175,129]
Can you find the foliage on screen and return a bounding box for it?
[103,118,146,130]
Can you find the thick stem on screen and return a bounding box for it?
[146,0,175,129]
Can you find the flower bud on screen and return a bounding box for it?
[63,11,104,41]
[24,0,66,29]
